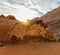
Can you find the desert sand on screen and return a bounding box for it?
[0,42,60,55]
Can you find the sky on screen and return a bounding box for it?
[0,0,60,22]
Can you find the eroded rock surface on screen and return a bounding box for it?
[0,14,55,46]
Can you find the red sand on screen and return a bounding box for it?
[0,42,60,55]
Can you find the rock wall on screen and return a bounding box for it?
[0,15,56,44]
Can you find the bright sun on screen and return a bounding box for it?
[21,20,32,27]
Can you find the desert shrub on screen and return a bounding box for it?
[27,35,44,42]
[0,41,7,47]
[27,35,38,42]
[36,36,44,42]
[28,35,34,40]
[23,35,29,43]
[15,37,22,44]
[10,35,18,44]
[28,35,43,42]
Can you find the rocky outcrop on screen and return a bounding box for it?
[0,14,56,45]
[0,15,18,41]
[33,7,60,41]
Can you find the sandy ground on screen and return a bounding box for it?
[0,42,60,55]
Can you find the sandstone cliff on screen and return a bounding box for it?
[0,15,55,44]
[33,7,60,41]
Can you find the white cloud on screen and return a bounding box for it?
[0,0,60,22]
[11,6,40,22]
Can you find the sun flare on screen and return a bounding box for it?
[21,20,31,27]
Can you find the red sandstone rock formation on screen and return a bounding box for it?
[0,14,55,43]
[0,15,18,41]
[33,7,60,41]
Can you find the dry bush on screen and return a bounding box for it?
[10,35,20,44]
